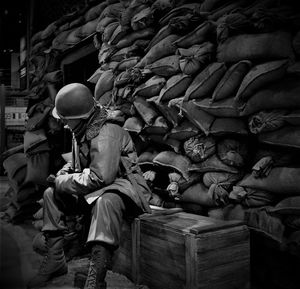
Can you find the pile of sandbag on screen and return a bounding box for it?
[85,0,300,221]
[24,0,300,229]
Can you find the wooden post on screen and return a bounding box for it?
[0,85,6,174]
[26,0,35,90]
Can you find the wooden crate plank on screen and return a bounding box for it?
[140,262,186,289]
[196,242,250,269]
[140,223,186,244]
[197,259,250,289]
[196,226,249,252]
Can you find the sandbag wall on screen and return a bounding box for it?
[24,0,300,245]
[89,0,300,226]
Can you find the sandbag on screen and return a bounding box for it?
[24,129,48,153]
[145,54,181,77]
[97,90,112,106]
[96,16,117,33]
[102,21,119,43]
[43,70,62,83]
[208,0,246,22]
[240,76,300,116]
[85,2,107,21]
[200,0,226,12]
[77,18,98,38]
[2,153,27,192]
[193,97,240,118]
[179,57,202,75]
[151,0,176,15]
[174,21,215,48]
[25,105,52,132]
[153,151,191,181]
[166,120,199,141]
[98,43,114,64]
[184,62,226,101]
[203,172,243,188]
[109,24,130,45]
[268,196,300,215]
[41,22,57,40]
[229,186,277,208]
[158,2,202,26]
[210,118,248,136]
[131,7,154,31]
[153,101,182,127]
[215,12,251,43]
[25,151,50,186]
[248,110,286,134]
[133,75,166,98]
[189,154,239,174]
[217,137,248,168]
[143,116,169,135]
[98,2,126,22]
[179,182,215,207]
[116,28,155,49]
[184,135,216,163]
[211,60,252,102]
[178,100,215,136]
[145,25,173,52]
[235,59,289,104]
[116,57,141,71]
[176,42,215,64]
[123,116,144,133]
[239,167,300,195]
[87,68,104,83]
[147,134,181,153]
[110,45,139,62]
[133,96,158,126]
[208,204,247,221]
[158,73,192,102]
[258,126,300,149]
[283,110,300,126]
[217,30,295,63]
[136,34,180,67]
[94,70,115,100]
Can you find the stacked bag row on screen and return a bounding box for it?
[87,0,300,230]
[11,0,300,252]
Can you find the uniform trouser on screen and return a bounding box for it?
[42,187,126,248]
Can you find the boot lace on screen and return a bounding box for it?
[39,253,49,274]
[85,260,97,289]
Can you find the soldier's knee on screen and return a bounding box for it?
[95,193,125,214]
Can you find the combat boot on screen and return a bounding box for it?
[83,244,112,289]
[27,232,67,288]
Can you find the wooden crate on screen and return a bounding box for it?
[111,218,137,282]
[136,211,250,289]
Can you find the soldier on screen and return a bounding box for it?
[27,83,152,289]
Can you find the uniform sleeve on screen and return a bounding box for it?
[55,129,121,196]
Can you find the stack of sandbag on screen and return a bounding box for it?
[24,0,300,222]
[85,0,296,217]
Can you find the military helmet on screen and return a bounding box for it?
[52,83,95,119]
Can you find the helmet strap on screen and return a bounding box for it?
[72,120,87,141]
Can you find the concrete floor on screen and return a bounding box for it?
[0,177,146,289]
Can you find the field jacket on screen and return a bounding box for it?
[55,120,152,213]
